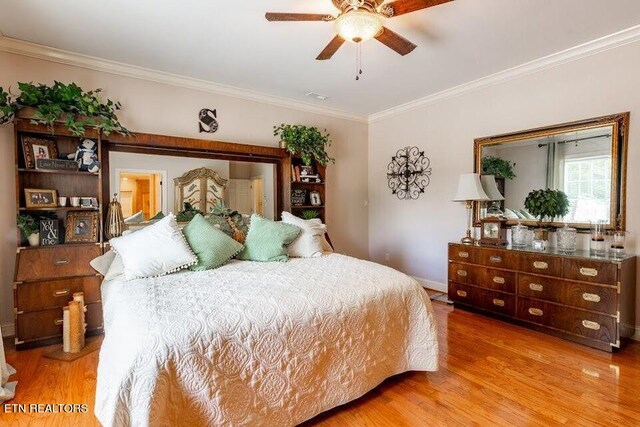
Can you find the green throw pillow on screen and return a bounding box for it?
[183,214,244,271]
[238,214,301,262]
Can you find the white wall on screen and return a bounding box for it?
[369,40,640,332]
[0,51,369,334]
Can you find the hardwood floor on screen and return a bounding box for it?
[3,300,640,426]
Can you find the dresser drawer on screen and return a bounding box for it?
[448,245,479,264]
[478,268,516,293]
[449,262,478,285]
[519,253,562,277]
[517,274,617,314]
[16,302,103,343]
[15,276,101,313]
[479,248,518,270]
[516,298,616,344]
[562,259,618,285]
[449,282,515,317]
[15,245,101,282]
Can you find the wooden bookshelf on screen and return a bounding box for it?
[288,155,326,222]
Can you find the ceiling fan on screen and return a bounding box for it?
[265,0,453,60]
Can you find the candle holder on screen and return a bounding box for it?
[610,230,629,258]
[590,220,606,256]
[557,224,577,253]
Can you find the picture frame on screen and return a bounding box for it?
[40,219,60,246]
[292,189,307,206]
[24,188,58,209]
[21,136,59,169]
[65,211,99,243]
[309,191,322,206]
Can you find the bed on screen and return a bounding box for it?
[95,253,438,426]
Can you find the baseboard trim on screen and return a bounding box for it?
[1,323,15,338]
[413,277,447,293]
[623,324,640,342]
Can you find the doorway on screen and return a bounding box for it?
[116,169,167,220]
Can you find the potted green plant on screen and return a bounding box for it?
[273,124,334,166]
[301,209,319,220]
[482,156,516,180]
[17,214,41,246]
[0,81,130,136]
[524,189,570,242]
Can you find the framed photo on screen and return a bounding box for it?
[21,136,59,169]
[300,165,314,176]
[24,188,58,209]
[65,211,99,243]
[309,191,322,206]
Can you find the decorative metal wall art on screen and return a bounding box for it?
[198,108,219,133]
[386,146,432,200]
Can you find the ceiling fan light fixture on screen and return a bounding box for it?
[334,11,383,43]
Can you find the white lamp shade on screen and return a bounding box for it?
[480,175,505,201]
[453,173,490,202]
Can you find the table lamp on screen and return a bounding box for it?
[453,173,490,244]
[480,175,505,216]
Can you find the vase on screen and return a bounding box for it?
[27,232,40,246]
[279,140,288,149]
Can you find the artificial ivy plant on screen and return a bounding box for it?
[524,189,570,226]
[482,155,516,180]
[0,81,130,136]
[273,124,334,166]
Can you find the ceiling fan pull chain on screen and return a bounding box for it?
[355,43,363,81]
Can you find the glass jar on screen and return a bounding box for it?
[610,230,629,258]
[590,220,606,256]
[557,224,577,253]
[511,222,529,247]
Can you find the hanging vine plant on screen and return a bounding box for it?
[0,81,131,136]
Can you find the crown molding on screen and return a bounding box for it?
[369,24,640,123]
[0,35,368,123]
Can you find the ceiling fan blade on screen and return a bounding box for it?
[375,27,417,56]
[381,0,453,17]
[265,12,335,22]
[316,35,346,60]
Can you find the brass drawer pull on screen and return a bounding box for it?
[528,308,543,316]
[53,289,70,297]
[457,269,468,277]
[489,255,502,263]
[492,298,505,307]
[493,276,505,284]
[54,318,64,326]
[533,261,548,270]
[582,320,601,330]
[579,267,598,277]
[529,283,544,292]
[54,259,70,266]
[582,293,601,303]
[456,290,467,298]
[458,251,469,258]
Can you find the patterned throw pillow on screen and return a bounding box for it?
[237,214,301,262]
[183,214,244,271]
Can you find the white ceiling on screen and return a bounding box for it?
[1,0,640,116]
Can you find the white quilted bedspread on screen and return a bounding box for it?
[95,254,438,426]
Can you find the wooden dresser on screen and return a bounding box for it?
[448,243,636,351]
[13,119,105,350]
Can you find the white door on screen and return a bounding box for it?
[227,179,253,215]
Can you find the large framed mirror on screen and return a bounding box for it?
[474,112,629,230]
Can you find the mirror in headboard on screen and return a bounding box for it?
[110,151,277,221]
[474,113,629,230]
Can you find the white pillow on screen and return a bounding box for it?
[90,250,116,275]
[281,211,328,258]
[109,213,197,280]
[124,211,144,224]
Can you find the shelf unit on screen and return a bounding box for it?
[288,156,327,222]
[13,118,105,349]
